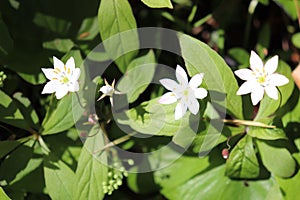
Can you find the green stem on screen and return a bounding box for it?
[223,119,276,128]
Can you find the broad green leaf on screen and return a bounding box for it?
[116,97,196,138]
[248,127,287,140]
[0,15,13,58]
[77,17,99,41]
[228,47,250,65]
[141,0,173,8]
[43,39,74,53]
[179,33,244,119]
[0,90,29,130]
[117,50,156,103]
[273,0,300,20]
[13,92,40,130]
[98,0,139,73]
[41,93,84,135]
[75,126,108,200]
[225,135,260,179]
[276,154,300,200]
[0,141,22,159]
[256,139,296,178]
[292,32,300,49]
[0,187,10,200]
[255,61,294,120]
[33,12,71,35]
[44,154,75,200]
[0,140,34,184]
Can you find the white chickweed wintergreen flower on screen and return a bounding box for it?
[235,51,289,105]
[98,79,121,106]
[41,56,81,99]
[159,65,208,120]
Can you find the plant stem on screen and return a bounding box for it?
[75,92,85,108]
[223,119,276,128]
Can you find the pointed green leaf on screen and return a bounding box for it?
[43,39,74,53]
[75,126,108,200]
[256,140,296,178]
[226,135,260,179]
[117,50,156,103]
[0,187,10,200]
[141,0,173,8]
[248,127,287,140]
[179,33,243,119]
[98,0,138,73]
[44,154,75,200]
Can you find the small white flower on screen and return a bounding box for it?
[98,79,121,106]
[235,51,289,105]
[159,65,208,120]
[41,56,81,99]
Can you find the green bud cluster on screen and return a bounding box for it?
[0,71,7,87]
[102,162,128,195]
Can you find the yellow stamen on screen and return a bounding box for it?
[64,65,66,71]
[67,67,70,74]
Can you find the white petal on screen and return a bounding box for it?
[175,101,187,120]
[264,55,278,75]
[68,81,79,92]
[236,81,259,95]
[250,51,264,72]
[53,56,64,70]
[189,73,204,89]
[265,85,278,100]
[194,88,208,99]
[42,81,60,94]
[71,68,81,81]
[159,92,177,104]
[66,57,75,71]
[176,65,188,85]
[187,97,199,115]
[159,78,180,92]
[250,86,264,105]
[234,69,255,81]
[41,68,56,80]
[100,85,114,96]
[268,74,289,86]
[55,85,69,99]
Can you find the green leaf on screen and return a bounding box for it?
[43,39,75,53]
[0,140,22,159]
[292,32,300,49]
[225,135,260,179]
[276,154,300,200]
[77,17,99,41]
[44,154,75,200]
[98,0,139,73]
[0,187,11,200]
[33,12,71,35]
[117,50,156,103]
[141,0,173,8]
[256,139,296,178]
[273,0,300,20]
[41,93,84,135]
[116,97,196,138]
[0,90,30,130]
[0,16,13,58]
[258,0,269,5]
[228,47,250,65]
[255,61,294,120]
[248,127,287,140]
[13,92,40,130]
[75,126,108,200]
[179,33,244,119]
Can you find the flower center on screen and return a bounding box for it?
[62,76,69,84]
[257,76,266,84]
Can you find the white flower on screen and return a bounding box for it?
[98,79,120,106]
[159,65,208,120]
[41,56,81,99]
[235,51,289,105]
